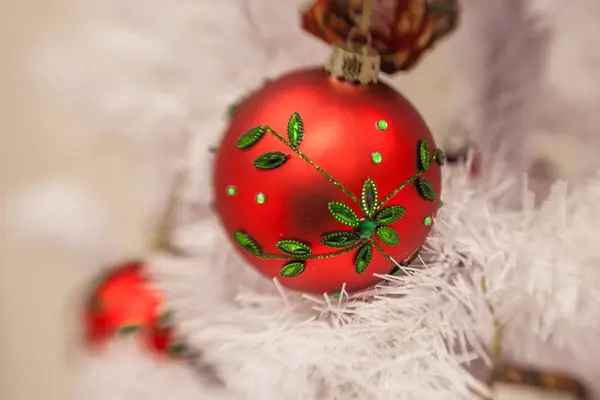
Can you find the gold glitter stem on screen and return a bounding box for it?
[370,238,397,266]
[259,240,364,260]
[481,277,503,360]
[379,171,423,207]
[379,153,438,207]
[265,126,361,206]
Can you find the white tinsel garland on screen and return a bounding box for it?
[77,163,600,400]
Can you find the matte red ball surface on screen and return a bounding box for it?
[213,67,442,294]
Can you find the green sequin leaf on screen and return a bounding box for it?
[280,261,305,277]
[328,202,360,227]
[253,151,288,170]
[354,243,373,274]
[287,112,305,148]
[232,231,262,256]
[374,205,406,225]
[416,178,436,201]
[434,148,446,166]
[321,231,361,248]
[419,139,430,171]
[236,126,266,150]
[376,226,400,246]
[116,324,141,336]
[167,340,188,356]
[156,310,174,330]
[276,239,311,257]
[361,178,378,217]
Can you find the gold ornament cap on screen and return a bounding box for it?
[326,37,381,85]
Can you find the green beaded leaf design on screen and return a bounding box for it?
[374,205,406,225]
[356,219,377,239]
[287,112,305,148]
[419,139,430,171]
[434,148,446,166]
[416,178,436,201]
[354,243,373,274]
[233,231,262,256]
[116,324,141,336]
[156,311,174,330]
[167,340,188,356]
[236,126,266,150]
[328,202,360,227]
[280,261,306,277]
[376,226,400,246]
[361,178,378,217]
[253,151,288,170]
[321,231,361,248]
[276,239,311,257]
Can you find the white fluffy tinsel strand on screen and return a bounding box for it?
[77,165,600,400]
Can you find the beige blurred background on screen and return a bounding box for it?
[0,1,453,399]
[0,2,155,399]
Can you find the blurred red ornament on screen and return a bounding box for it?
[84,260,185,357]
[213,67,445,294]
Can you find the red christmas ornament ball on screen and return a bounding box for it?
[213,67,444,294]
[83,260,184,356]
